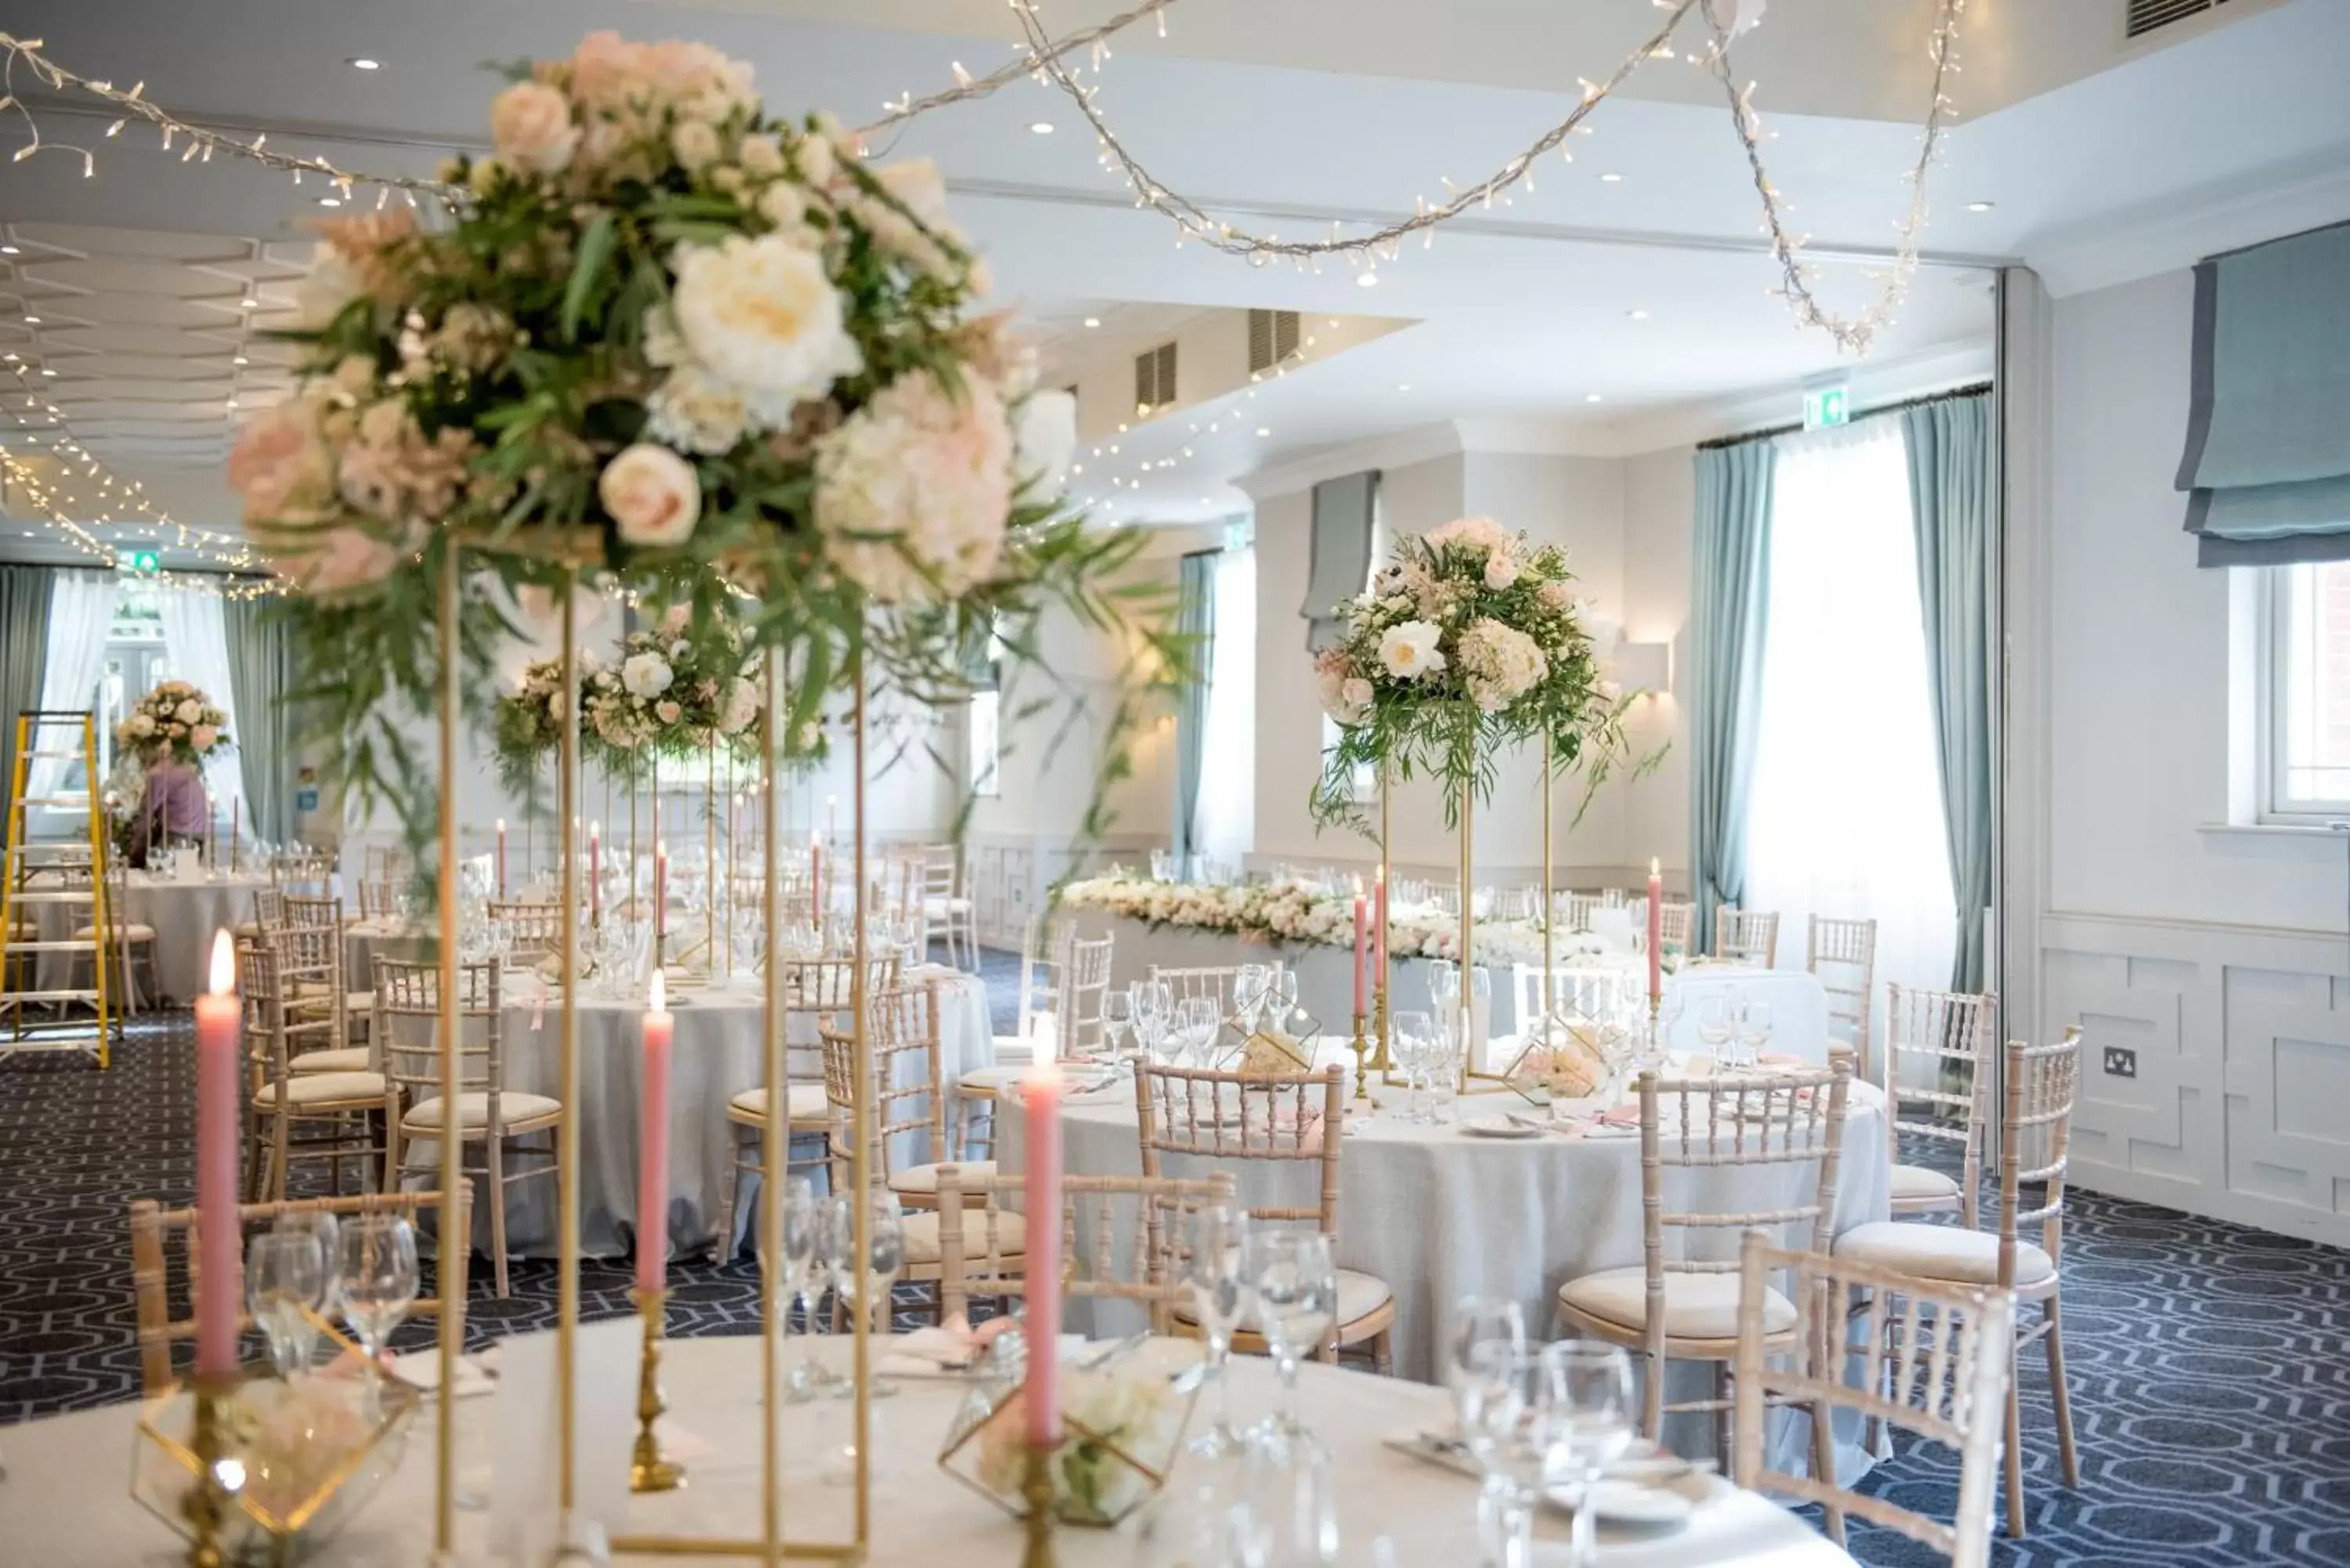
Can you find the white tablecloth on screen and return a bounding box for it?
[0,1334,1856,1567]
[344,917,436,989]
[999,1075,1890,1472]
[29,873,273,1004]
[423,966,992,1259]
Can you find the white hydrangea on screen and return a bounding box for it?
[813,368,1014,604]
[621,652,675,700]
[1455,618,1546,712]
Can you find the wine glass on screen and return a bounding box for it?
[1173,995,1220,1065]
[1271,969,1301,1031]
[766,1177,836,1400]
[827,1191,906,1364]
[1455,1339,1565,1568]
[1242,1230,1336,1455]
[1183,1203,1251,1457]
[1392,1010,1434,1123]
[247,1231,327,1379]
[1232,964,1268,1032]
[1695,994,1735,1065]
[1131,981,1171,1057]
[1100,991,1134,1060]
[1546,1342,1636,1568]
[1733,999,1773,1070]
[338,1216,420,1411]
[273,1209,342,1307]
[1446,1299,1528,1563]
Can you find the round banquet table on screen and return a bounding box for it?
[0,1333,1859,1566]
[342,916,436,988]
[998,1072,1890,1476]
[27,870,274,1005]
[407,965,992,1259]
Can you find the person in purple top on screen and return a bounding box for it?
[128,761,208,869]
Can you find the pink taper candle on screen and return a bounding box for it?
[495,818,508,898]
[1023,1058,1064,1445]
[1351,876,1368,1018]
[638,968,674,1292]
[193,930,242,1378]
[1646,857,1663,1004]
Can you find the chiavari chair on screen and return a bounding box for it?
[242,933,387,1201]
[1806,915,1880,1078]
[916,844,976,969]
[1553,1053,1854,1446]
[1879,984,1998,1226]
[927,1168,1237,1331]
[1147,960,1286,1021]
[73,851,157,1013]
[487,898,564,965]
[376,956,562,1297]
[1834,1031,2084,1537]
[817,981,972,1207]
[1657,899,1695,951]
[1711,905,1781,966]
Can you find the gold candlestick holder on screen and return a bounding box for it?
[631,1289,685,1494]
[1021,1441,1057,1568]
[1368,982,1395,1081]
[1348,1010,1372,1101]
[181,1374,233,1568]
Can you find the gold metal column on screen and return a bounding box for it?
[432,543,468,1556]
[556,580,582,1514]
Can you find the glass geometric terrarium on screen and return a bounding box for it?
[938,1339,1199,1527]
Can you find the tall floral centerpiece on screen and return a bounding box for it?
[1309,517,1646,1081]
[116,679,233,771]
[228,29,1176,857]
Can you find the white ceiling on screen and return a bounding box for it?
[1,0,2345,546]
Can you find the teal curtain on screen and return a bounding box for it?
[1688,442,1776,952]
[0,565,52,807]
[1171,551,1217,874]
[1904,394,1994,992]
[222,596,298,841]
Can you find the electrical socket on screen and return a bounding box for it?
[2103,1046,2138,1079]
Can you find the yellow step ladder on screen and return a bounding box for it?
[2,710,116,1067]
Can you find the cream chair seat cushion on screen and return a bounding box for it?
[1831,1221,2055,1288]
[890,1159,998,1196]
[255,1070,387,1107]
[1889,1163,1962,1204]
[291,1048,373,1075]
[72,923,155,942]
[902,1209,1029,1266]
[1175,1268,1393,1335]
[1557,1266,1797,1341]
[921,896,974,918]
[726,1084,830,1122]
[401,1091,563,1132]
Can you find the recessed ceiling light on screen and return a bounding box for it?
[318,196,342,208]
[1585,393,1604,403]
[1397,383,1411,392]
[1599,172,1625,183]
[0,244,18,255]
[1083,316,1101,328]
[1356,272,1378,287]
[21,316,38,325]
[38,367,54,377]
[1255,427,1271,437]
[1029,121,1054,135]
[1625,309,1650,320]
[231,355,249,367]
[347,57,382,70]
[239,296,258,309]
[1965,200,1994,212]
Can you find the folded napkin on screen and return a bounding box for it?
[387,1346,497,1399]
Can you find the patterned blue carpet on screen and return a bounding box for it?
[2,996,2345,1565]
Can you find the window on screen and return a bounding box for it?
[2266,560,2350,820]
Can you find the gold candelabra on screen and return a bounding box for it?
[630,1289,685,1494]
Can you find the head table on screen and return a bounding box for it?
[998,1072,1889,1478]
[0,1334,1858,1566]
[400,964,992,1260]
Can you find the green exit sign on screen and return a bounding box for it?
[118,550,159,574]
[1803,385,1850,430]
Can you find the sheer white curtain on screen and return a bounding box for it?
[1194,546,1256,863]
[1744,420,1955,1043]
[157,586,248,830]
[27,569,120,811]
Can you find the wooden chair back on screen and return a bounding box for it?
[1882,983,1998,1223]
[1133,1064,1344,1232]
[1998,1029,2081,1282]
[1509,964,1632,1031]
[129,1187,468,1394]
[1146,962,1285,1020]
[1562,891,1605,932]
[1061,933,1115,1053]
[1711,906,1781,966]
[1806,915,1878,1078]
[931,1169,1236,1331]
[819,981,940,1181]
[1657,900,1694,950]
[374,956,509,1128]
[249,886,287,931]
[1732,1230,2012,1567]
[248,927,346,1084]
[284,893,343,930]
[487,898,563,963]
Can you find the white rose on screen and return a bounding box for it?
[739,134,785,177]
[1378,620,1447,681]
[598,443,702,547]
[173,699,202,724]
[645,366,750,455]
[292,244,363,332]
[489,81,579,175]
[1484,553,1520,591]
[128,713,156,737]
[793,132,835,186]
[1010,390,1077,500]
[621,652,675,700]
[757,181,810,235]
[671,119,721,172]
[718,677,760,735]
[670,234,862,425]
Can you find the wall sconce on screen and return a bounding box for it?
[1614,639,1672,696]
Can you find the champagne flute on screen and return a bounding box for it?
[247,1231,327,1379]
[1546,1342,1636,1568]
[1734,999,1773,1070]
[770,1177,834,1400]
[1242,1230,1336,1456]
[1100,991,1134,1059]
[1695,995,1735,1064]
[1173,995,1220,1066]
[1392,1010,1434,1123]
[1183,1203,1251,1457]
[1446,1299,1528,1561]
[1455,1340,1564,1568]
[1271,969,1301,1031]
[338,1215,420,1413]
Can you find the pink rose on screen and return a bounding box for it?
[1484,553,1520,591]
[655,699,682,724]
[1538,581,1572,610]
[598,443,701,547]
[263,521,411,598]
[660,603,692,637]
[569,31,650,114]
[490,81,579,175]
[191,725,219,752]
[227,401,335,522]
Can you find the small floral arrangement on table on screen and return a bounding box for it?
[1311,516,1650,828]
[228,28,1182,858]
[966,1364,1188,1526]
[114,680,233,769]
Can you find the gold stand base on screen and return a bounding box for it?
[1021,1441,1057,1568]
[182,1374,236,1568]
[631,1290,685,1494]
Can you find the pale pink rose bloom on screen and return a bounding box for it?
[1484,553,1520,591]
[661,603,692,636]
[1538,581,1573,610]
[191,726,219,752]
[266,522,409,598]
[569,31,651,113]
[227,402,335,522]
[490,81,579,175]
[599,443,702,547]
[655,700,683,725]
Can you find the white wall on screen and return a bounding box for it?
[2012,264,2350,1245]
[1622,445,1696,876]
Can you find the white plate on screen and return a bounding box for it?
[1460,1115,1546,1140]
[1549,1478,1694,1527]
[1381,1433,1699,1527]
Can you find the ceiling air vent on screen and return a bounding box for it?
[1133,341,1177,416]
[2125,0,2230,39]
[1248,309,1300,374]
